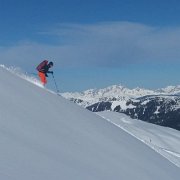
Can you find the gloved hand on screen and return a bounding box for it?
[45,74,48,77]
[50,71,53,74]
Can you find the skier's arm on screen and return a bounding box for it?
[47,71,53,74]
[43,65,53,74]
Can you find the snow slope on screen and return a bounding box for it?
[0,66,180,180]
[98,111,180,168]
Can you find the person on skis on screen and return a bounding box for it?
[36,60,54,85]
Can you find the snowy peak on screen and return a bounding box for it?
[63,84,180,99]
[156,85,180,95]
[63,84,154,99]
[62,84,180,107]
[97,85,154,97]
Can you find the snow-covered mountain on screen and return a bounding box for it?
[62,85,156,107]
[87,95,180,130]
[156,85,180,95]
[1,65,180,179]
[62,85,180,130]
[62,84,180,107]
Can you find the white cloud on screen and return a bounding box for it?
[1,22,180,69]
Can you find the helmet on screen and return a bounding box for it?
[49,61,54,66]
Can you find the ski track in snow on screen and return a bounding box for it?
[98,112,180,168]
[163,149,180,158]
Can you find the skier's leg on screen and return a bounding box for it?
[38,72,47,85]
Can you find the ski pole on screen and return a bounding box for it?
[52,74,60,93]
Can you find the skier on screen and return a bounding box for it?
[36,60,54,85]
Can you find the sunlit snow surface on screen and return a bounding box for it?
[98,111,180,168]
[0,64,44,88]
[0,65,180,180]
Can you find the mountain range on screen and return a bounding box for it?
[62,85,180,130]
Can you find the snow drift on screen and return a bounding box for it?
[0,66,180,180]
[97,111,180,168]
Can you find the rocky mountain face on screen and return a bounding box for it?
[62,85,180,130]
[87,95,180,130]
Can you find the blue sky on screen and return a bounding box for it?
[0,0,180,92]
